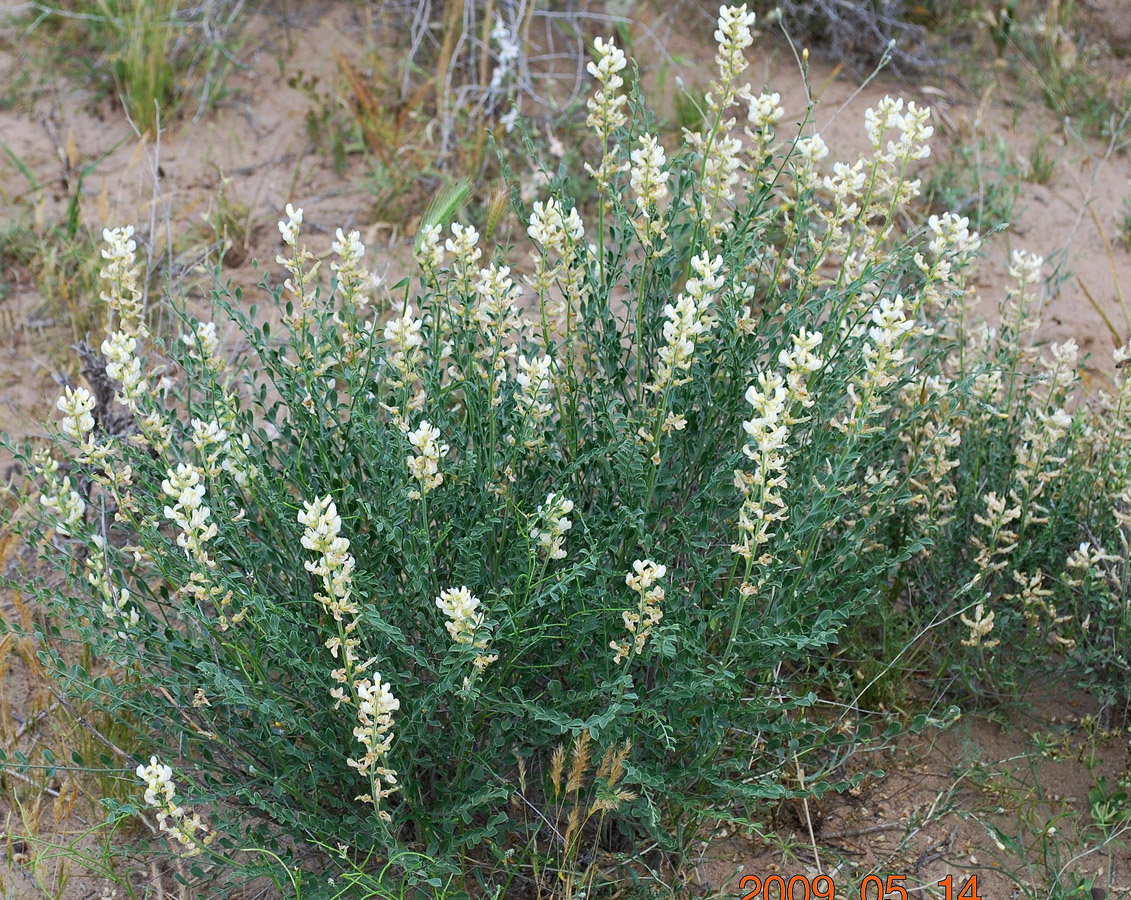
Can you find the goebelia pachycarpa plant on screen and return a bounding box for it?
[11,2,1131,893]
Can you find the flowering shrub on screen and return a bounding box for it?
[6,4,1130,895]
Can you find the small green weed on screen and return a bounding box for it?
[1116,200,1131,251]
[24,0,248,134]
[924,134,1021,231]
[1025,136,1057,184]
[0,145,106,350]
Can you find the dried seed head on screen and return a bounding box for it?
[566,731,591,794]
[550,744,566,800]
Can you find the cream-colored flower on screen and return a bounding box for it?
[100,225,144,335]
[613,560,667,662]
[57,385,95,442]
[278,203,303,247]
[136,756,213,855]
[630,134,671,254]
[40,477,85,537]
[959,603,999,648]
[713,4,756,90]
[331,228,371,305]
[585,36,629,193]
[162,463,217,567]
[415,223,445,275]
[406,420,450,495]
[436,586,485,645]
[384,304,425,386]
[532,492,574,560]
[651,254,724,393]
[298,495,359,622]
[181,320,222,369]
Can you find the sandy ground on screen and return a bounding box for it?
[1,1,1130,898]
[694,689,1131,900]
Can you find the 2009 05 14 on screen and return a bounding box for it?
[740,873,981,900]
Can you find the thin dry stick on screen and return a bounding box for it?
[1081,202,1128,334]
[43,685,133,765]
[1,705,57,750]
[0,766,61,798]
[479,0,495,89]
[794,757,823,875]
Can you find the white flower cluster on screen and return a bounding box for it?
[1008,249,1043,286]
[86,535,139,633]
[178,320,258,487]
[865,97,933,164]
[277,204,320,335]
[804,98,936,286]
[680,6,756,237]
[162,463,218,568]
[972,490,1022,574]
[863,295,915,383]
[1009,568,1073,644]
[712,4,756,101]
[474,263,522,399]
[532,492,574,560]
[446,222,483,303]
[435,586,498,676]
[415,223,445,278]
[733,329,824,566]
[56,384,100,462]
[823,160,868,215]
[100,226,144,335]
[489,17,521,93]
[527,198,585,252]
[584,36,628,194]
[1066,541,1108,572]
[526,198,588,340]
[514,354,555,448]
[406,420,450,498]
[136,756,213,855]
[436,585,483,645]
[57,386,94,442]
[692,126,744,240]
[1040,339,1080,395]
[793,134,830,191]
[38,459,85,538]
[779,327,824,410]
[1016,408,1072,501]
[733,372,788,563]
[92,228,171,452]
[181,320,222,370]
[913,212,982,308]
[859,97,933,219]
[383,303,425,393]
[629,134,671,256]
[612,560,667,663]
[189,416,257,488]
[331,227,371,307]
[278,202,303,246]
[835,295,915,430]
[998,249,1046,349]
[927,212,981,261]
[650,253,724,394]
[743,90,784,164]
[298,496,400,816]
[959,603,999,648]
[102,331,144,407]
[299,495,359,623]
[349,675,401,812]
